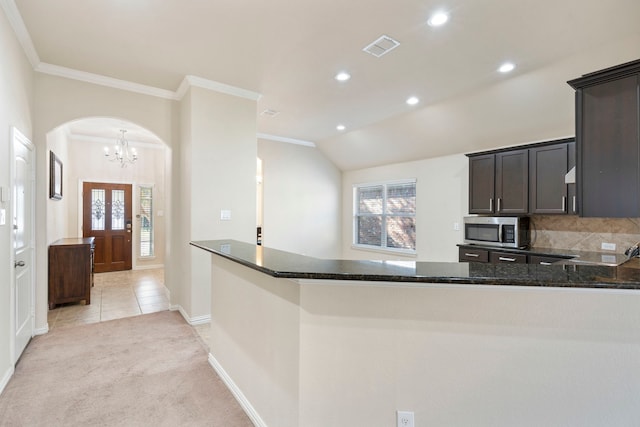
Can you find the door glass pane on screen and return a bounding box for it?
[13,157,26,249]
[91,189,106,231]
[112,189,125,230]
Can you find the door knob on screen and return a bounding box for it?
[14,260,25,268]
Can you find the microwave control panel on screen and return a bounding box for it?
[503,225,515,243]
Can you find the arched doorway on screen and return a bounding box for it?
[44,117,171,326]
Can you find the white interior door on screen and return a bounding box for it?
[12,127,35,362]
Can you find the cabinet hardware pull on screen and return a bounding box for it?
[489,198,493,211]
[562,196,566,211]
[572,196,576,213]
[497,198,501,212]
[540,261,552,266]
[465,253,479,257]
[498,257,516,262]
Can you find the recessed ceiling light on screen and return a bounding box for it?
[336,124,346,131]
[335,72,351,82]
[498,62,515,73]
[428,11,449,27]
[406,96,420,106]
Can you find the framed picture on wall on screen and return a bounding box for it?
[49,151,63,200]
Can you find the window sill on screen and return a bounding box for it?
[351,244,417,258]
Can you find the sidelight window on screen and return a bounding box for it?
[353,180,416,253]
[139,185,154,258]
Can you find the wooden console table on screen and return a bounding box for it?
[48,237,95,309]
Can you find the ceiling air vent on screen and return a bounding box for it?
[362,35,400,57]
[260,108,280,117]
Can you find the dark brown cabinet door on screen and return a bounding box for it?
[495,149,528,214]
[569,60,640,218]
[468,154,495,214]
[567,141,577,215]
[529,142,571,214]
[580,75,639,217]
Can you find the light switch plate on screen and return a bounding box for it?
[0,209,6,226]
[220,209,231,221]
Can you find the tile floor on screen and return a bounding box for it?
[47,268,170,330]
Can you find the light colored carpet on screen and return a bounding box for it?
[0,311,252,427]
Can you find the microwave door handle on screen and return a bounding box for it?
[498,224,503,243]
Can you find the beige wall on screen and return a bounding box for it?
[178,86,257,320]
[258,139,342,258]
[342,153,468,262]
[33,73,175,331]
[208,255,640,427]
[0,5,34,390]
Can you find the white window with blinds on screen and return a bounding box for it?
[139,185,154,258]
[353,180,416,253]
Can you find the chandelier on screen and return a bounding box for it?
[104,129,138,167]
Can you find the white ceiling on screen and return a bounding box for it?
[10,0,640,170]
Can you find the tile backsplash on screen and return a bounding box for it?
[531,216,640,254]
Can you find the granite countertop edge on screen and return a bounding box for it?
[191,240,640,290]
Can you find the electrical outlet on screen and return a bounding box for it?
[397,410,414,427]
[453,222,460,231]
[220,209,231,221]
[601,242,616,251]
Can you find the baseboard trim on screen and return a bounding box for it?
[0,366,15,396]
[170,305,211,326]
[208,353,267,427]
[133,264,164,271]
[33,323,49,336]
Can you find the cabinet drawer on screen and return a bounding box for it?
[529,255,565,265]
[459,247,489,263]
[490,251,527,264]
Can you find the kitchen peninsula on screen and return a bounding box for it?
[192,239,640,427]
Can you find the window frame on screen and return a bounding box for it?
[352,179,417,255]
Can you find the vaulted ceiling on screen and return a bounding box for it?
[9,0,640,170]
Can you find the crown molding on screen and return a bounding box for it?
[176,75,261,101]
[35,63,178,100]
[0,0,40,67]
[257,133,316,147]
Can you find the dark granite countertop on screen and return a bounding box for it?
[191,239,640,290]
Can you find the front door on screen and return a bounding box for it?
[12,128,35,362]
[82,182,133,273]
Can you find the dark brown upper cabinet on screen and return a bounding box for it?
[529,140,576,214]
[568,59,640,218]
[468,149,528,215]
[468,138,576,216]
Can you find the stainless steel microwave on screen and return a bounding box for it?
[463,216,530,249]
